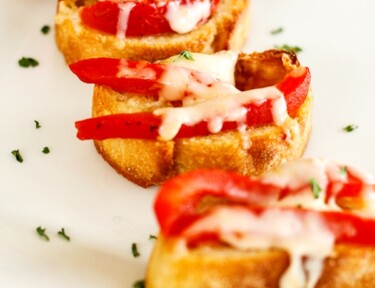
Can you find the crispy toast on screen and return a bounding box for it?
[55,0,251,64]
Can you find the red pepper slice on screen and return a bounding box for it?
[74,65,311,140]
[185,206,375,248]
[79,0,218,37]
[70,58,166,96]
[153,168,375,247]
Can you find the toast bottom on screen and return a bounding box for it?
[146,235,375,288]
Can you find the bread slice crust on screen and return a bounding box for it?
[90,50,313,187]
[146,234,375,288]
[55,0,251,64]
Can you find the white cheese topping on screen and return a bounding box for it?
[165,0,211,34]
[154,86,285,140]
[116,2,136,38]
[261,158,375,213]
[157,51,239,104]
[184,206,335,288]
[169,51,239,85]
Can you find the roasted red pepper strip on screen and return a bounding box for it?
[184,206,375,247]
[70,58,166,96]
[153,168,375,247]
[80,0,218,37]
[74,66,311,140]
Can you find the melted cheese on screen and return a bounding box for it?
[116,2,136,38]
[154,86,285,140]
[165,0,211,34]
[157,51,239,103]
[153,51,301,141]
[113,0,212,37]
[169,51,239,85]
[261,158,375,213]
[184,206,335,288]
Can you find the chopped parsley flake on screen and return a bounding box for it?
[18,57,39,68]
[36,226,50,241]
[274,44,302,53]
[132,280,145,288]
[340,166,348,176]
[57,228,70,241]
[149,234,157,240]
[34,120,41,129]
[41,25,50,34]
[343,124,358,132]
[42,147,50,154]
[271,27,283,35]
[131,243,140,257]
[310,178,322,199]
[11,149,23,163]
[176,50,194,61]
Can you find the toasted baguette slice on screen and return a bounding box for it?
[91,49,313,187]
[55,0,251,64]
[146,160,375,287]
[147,235,375,288]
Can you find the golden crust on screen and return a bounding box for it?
[146,235,375,288]
[91,50,313,187]
[55,0,251,64]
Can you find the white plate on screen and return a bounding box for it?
[1,1,375,287]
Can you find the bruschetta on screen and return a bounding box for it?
[55,0,251,64]
[147,158,375,288]
[70,49,313,187]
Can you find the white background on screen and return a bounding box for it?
[1,0,375,287]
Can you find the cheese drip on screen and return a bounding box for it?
[158,51,239,103]
[154,86,287,140]
[116,2,136,39]
[184,207,335,288]
[114,0,212,37]
[167,51,239,85]
[165,0,211,34]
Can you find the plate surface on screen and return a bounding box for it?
[1,1,375,287]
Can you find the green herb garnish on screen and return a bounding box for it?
[340,166,348,176]
[177,50,194,61]
[18,57,39,68]
[11,149,23,163]
[149,234,157,240]
[310,178,322,199]
[274,44,302,53]
[41,25,50,34]
[42,147,50,154]
[131,243,140,257]
[343,124,358,132]
[36,226,50,241]
[132,280,145,288]
[34,120,41,129]
[271,27,283,35]
[57,228,70,241]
